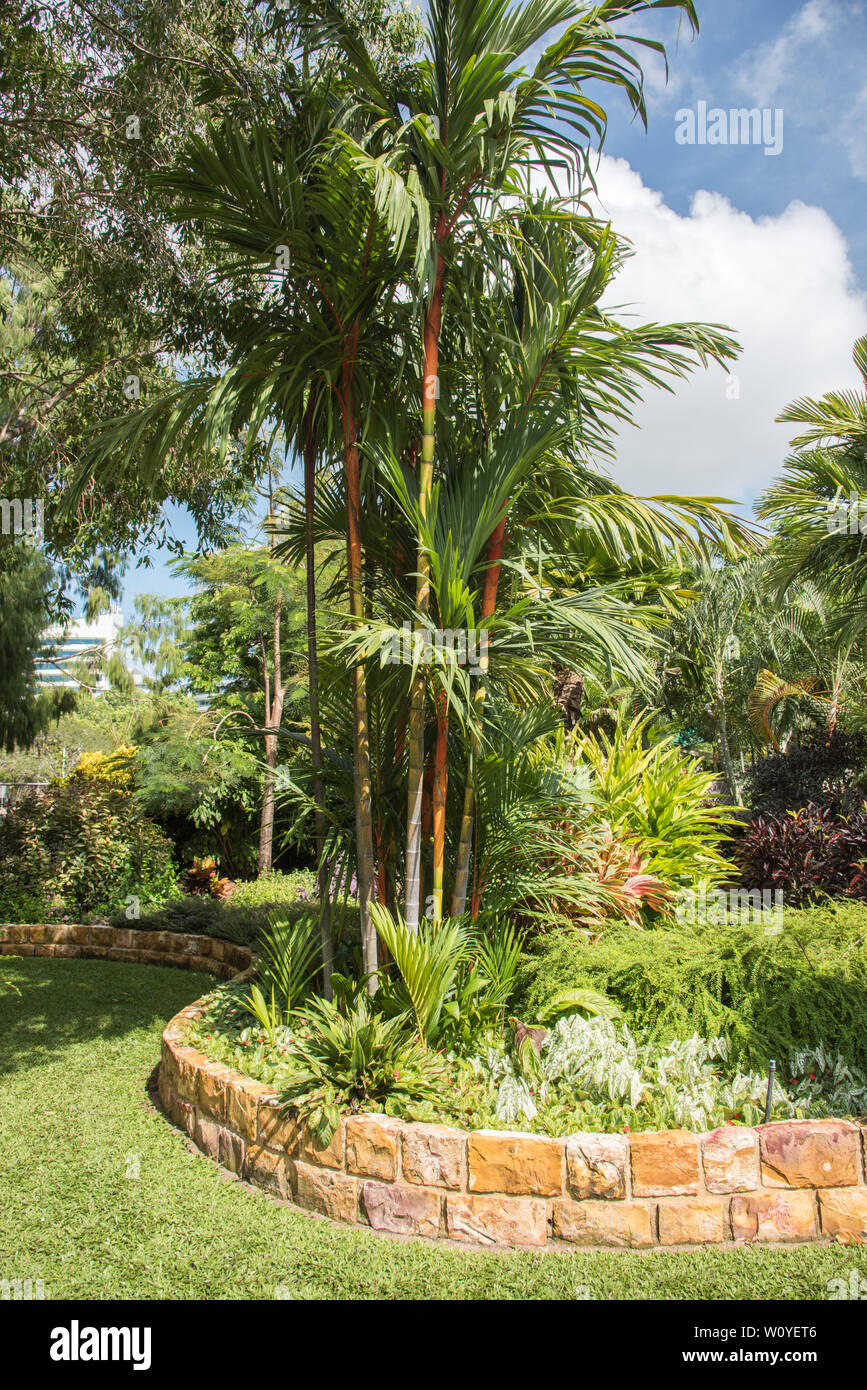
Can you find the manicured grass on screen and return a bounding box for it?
[1,956,865,1301]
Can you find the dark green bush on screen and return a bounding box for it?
[109,879,359,950]
[107,895,280,945]
[745,730,867,816]
[516,901,867,1071]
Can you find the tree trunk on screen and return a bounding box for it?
[450,509,506,917]
[342,355,378,989]
[431,684,449,921]
[716,700,742,807]
[303,405,333,997]
[258,731,278,874]
[405,241,445,929]
[257,591,284,877]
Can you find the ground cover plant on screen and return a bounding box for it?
[189,899,867,1140]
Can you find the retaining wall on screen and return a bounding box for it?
[5,922,866,1249]
[0,921,252,979]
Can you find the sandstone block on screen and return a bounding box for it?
[402,1124,465,1190]
[226,1079,273,1144]
[468,1130,563,1196]
[817,1187,867,1240]
[731,1189,817,1242]
[196,1062,233,1122]
[553,1198,654,1248]
[345,1115,402,1180]
[300,1123,345,1170]
[702,1127,759,1193]
[658,1197,727,1245]
[566,1132,628,1200]
[362,1182,441,1237]
[294,1162,358,1222]
[446,1193,548,1247]
[246,1145,290,1199]
[759,1120,860,1189]
[631,1130,700,1196]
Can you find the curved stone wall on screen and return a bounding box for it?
[5,923,867,1248]
[159,999,867,1249]
[0,921,253,979]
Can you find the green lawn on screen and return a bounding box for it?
[1,956,865,1301]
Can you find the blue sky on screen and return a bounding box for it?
[603,0,867,279]
[119,0,867,621]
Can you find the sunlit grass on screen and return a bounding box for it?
[1,957,863,1301]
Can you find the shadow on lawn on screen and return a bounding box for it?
[0,956,204,1076]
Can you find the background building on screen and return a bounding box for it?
[35,610,126,691]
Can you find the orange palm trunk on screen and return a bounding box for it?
[431,684,449,920]
[405,236,445,928]
[342,341,378,988]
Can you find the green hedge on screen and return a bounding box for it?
[108,871,358,948]
[516,901,867,1072]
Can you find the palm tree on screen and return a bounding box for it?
[316,0,702,927]
[759,335,867,643]
[315,204,756,922]
[70,107,422,986]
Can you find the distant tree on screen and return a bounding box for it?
[130,543,310,874]
[0,541,75,752]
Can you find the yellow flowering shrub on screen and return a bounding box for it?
[53,745,137,788]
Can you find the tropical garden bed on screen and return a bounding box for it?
[185,896,867,1145]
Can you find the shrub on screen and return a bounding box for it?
[745,729,867,817]
[372,907,524,1049]
[516,903,867,1072]
[108,894,272,945]
[279,994,447,1144]
[230,870,317,907]
[107,873,352,948]
[53,744,137,788]
[569,711,737,890]
[0,784,179,920]
[735,803,867,907]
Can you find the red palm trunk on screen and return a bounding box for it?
[342,340,378,988]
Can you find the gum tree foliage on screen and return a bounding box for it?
[127,544,310,874]
[0,0,422,597]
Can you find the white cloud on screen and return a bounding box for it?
[733,0,867,180]
[737,0,835,104]
[584,156,867,508]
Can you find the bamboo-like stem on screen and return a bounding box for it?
[342,350,378,989]
[303,403,333,997]
[430,683,449,922]
[450,508,506,917]
[405,239,445,928]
